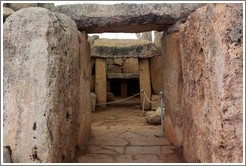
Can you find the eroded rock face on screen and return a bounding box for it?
[77,31,92,148]
[179,4,243,162]
[162,31,183,147]
[3,7,15,22]
[53,3,205,33]
[3,7,79,162]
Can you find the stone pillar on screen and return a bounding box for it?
[3,8,79,162]
[95,58,107,109]
[139,58,151,110]
[77,31,92,148]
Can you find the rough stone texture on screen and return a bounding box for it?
[6,3,54,11]
[154,31,162,48]
[107,64,122,73]
[146,107,162,124]
[3,146,12,163]
[114,58,123,66]
[95,58,107,108]
[179,4,243,162]
[139,59,151,109]
[150,55,164,94]
[92,39,159,58]
[123,58,139,73]
[151,95,160,110]
[8,3,38,11]
[162,31,183,147]
[77,31,92,148]
[3,7,15,22]
[90,93,96,112]
[3,8,79,162]
[53,3,205,33]
[88,35,99,45]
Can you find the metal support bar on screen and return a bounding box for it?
[160,91,164,137]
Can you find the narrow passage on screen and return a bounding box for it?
[75,106,186,163]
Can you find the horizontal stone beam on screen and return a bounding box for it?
[53,3,205,33]
[107,73,139,79]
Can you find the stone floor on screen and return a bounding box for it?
[74,106,186,163]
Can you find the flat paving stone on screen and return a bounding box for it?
[77,154,115,163]
[75,106,186,163]
[88,145,124,154]
[125,146,161,154]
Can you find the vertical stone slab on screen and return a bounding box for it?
[139,59,151,109]
[3,8,79,162]
[150,55,164,94]
[77,31,92,148]
[179,4,243,162]
[95,58,107,108]
[162,31,183,147]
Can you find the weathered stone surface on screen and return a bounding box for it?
[3,8,79,162]
[123,58,139,73]
[150,55,164,94]
[3,7,15,22]
[77,31,92,148]
[139,59,151,109]
[90,93,96,112]
[107,73,139,79]
[92,39,159,58]
[53,3,205,33]
[8,3,38,11]
[151,95,160,110]
[107,64,122,73]
[162,31,183,147]
[114,58,123,66]
[107,92,114,102]
[146,107,162,124]
[179,4,243,162]
[95,58,107,108]
[37,3,55,11]
[3,146,12,163]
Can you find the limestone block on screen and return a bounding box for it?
[146,107,163,124]
[107,64,122,73]
[150,55,164,94]
[114,58,123,66]
[95,58,107,108]
[90,93,96,112]
[9,3,38,11]
[3,8,79,162]
[106,58,114,65]
[179,4,243,162]
[38,3,55,11]
[54,3,205,33]
[123,58,138,73]
[139,59,151,109]
[162,31,183,151]
[151,95,160,110]
[3,7,15,22]
[164,114,183,147]
[77,31,92,148]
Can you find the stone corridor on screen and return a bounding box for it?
[75,106,185,163]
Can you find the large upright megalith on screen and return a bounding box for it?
[3,7,80,162]
[179,4,243,162]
